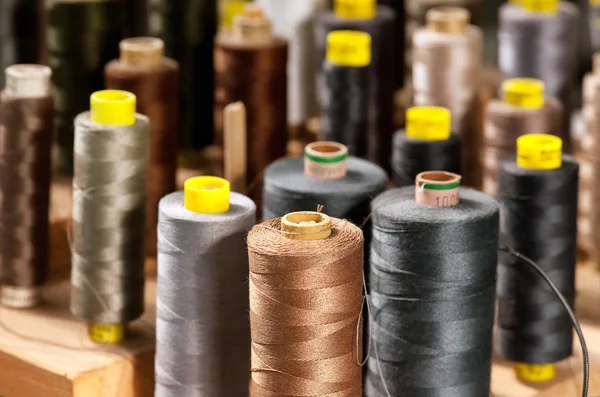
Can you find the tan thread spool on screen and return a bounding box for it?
[415,171,461,208]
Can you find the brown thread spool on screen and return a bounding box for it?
[214,4,288,207]
[482,78,562,196]
[105,37,180,256]
[0,64,53,308]
[413,6,483,189]
[248,211,363,396]
[415,170,461,208]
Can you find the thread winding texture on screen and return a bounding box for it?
[105,49,180,257]
[0,84,53,290]
[315,6,396,173]
[70,112,149,324]
[496,157,579,364]
[391,132,461,187]
[248,217,364,396]
[47,0,127,173]
[498,3,579,150]
[156,191,256,396]
[366,187,499,397]
[483,98,563,196]
[412,17,482,188]
[319,61,369,156]
[148,0,217,149]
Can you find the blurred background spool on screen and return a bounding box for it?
[147,0,217,151]
[482,78,563,196]
[412,6,482,188]
[315,0,396,173]
[47,0,128,174]
[498,0,579,151]
[105,37,180,257]
[256,0,328,139]
[214,4,288,205]
[366,172,499,397]
[391,106,461,187]
[0,65,53,309]
[156,176,256,396]
[496,134,578,384]
[248,211,364,396]
[377,0,405,90]
[320,30,371,156]
[70,90,149,343]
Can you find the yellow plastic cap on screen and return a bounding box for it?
[522,0,558,12]
[514,363,556,383]
[502,78,545,108]
[406,106,452,141]
[90,90,136,126]
[88,323,126,343]
[334,0,376,19]
[326,31,371,67]
[184,176,230,214]
[517,134,562,170]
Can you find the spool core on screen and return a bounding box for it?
[233,4,273,44]
[184,176,231,214]
[281,211,332,241]
[90,90,136,126]
[415,171,461,208]
[326,31,371,68]
[0,286,39,309]
[406,106,451,141]
[502,78,545,108]
[304,141,348,179]
[334,0,376,19]
[120,37,164,68]
[522,0,558,13]
[517,134,562,170]
[5,64,51,97]
[426,7,470,34]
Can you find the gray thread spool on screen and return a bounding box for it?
[155,177,256,397]
[70,90,149,336]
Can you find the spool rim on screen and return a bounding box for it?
[88,323,126,344]
[426,7,470,33]
[416,171,462,191]
[514,363,556,383]
[281,211,332,241]
[406,106,452,141]
[184,176,231,214]
[120,37,165,68]
[5,64,52,97]
[516,134,562,170]
[522,0,558,13]
[305,141,349,163]
[502,78,545,108]
[326,30,372,67]
[90,90,136,126]
[334,0,376,19]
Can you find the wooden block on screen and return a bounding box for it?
[0,279,156,397]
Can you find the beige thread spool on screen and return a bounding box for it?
[304,141,348,179]
[415,171,462,208]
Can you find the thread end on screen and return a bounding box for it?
[406,106,451,141]
[415,171,461,207]
[502,78,545,108]
[90,90,136,126]
[514,363,556,382]
[120,37,164,68]
[184,176,231,214]
[517,134,562,170]
[281,212,332,240]
[88,323,126,343]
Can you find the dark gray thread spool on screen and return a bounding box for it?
[70,91,149,334]
[366,180,499,397]
[498,2,579,151]
[156,177,255,397]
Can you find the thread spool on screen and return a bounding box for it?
[498,0,579,152]
[156,176,256,396]
[105,37,180,257]
[590,1,600,54]
[316,0,396,172]
[412,6,482,188]
[147,0,217,150]
[71,90,149,343]
[496,134,578,383]
[0,65,53,309]
[375,0,405,89]
[320,30,371,155]
[483,78,563,196]
[392,106,461,187]
[214,4,288,206]
[248,211,364,396]
[366,177,499,397]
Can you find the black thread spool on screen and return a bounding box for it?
[147,0,217,150]
[320,30,370,157]
[47,0,128,173]
[366,171,499,397]
[315,0,396,173]
[377,0,404,89]
[392,106,461,187]
[496,134,578,383]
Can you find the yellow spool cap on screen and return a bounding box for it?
[502,78,545,108]
[334,0,376,19]
[90,90,136,126]
[405,107,451,141]
[517,134,562,170]
[514,363,556,383]
[326,31,371,67]
[184,176,230,214]
[222,0,248,29]
[522,0,558,13]
[88,323,126,343]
